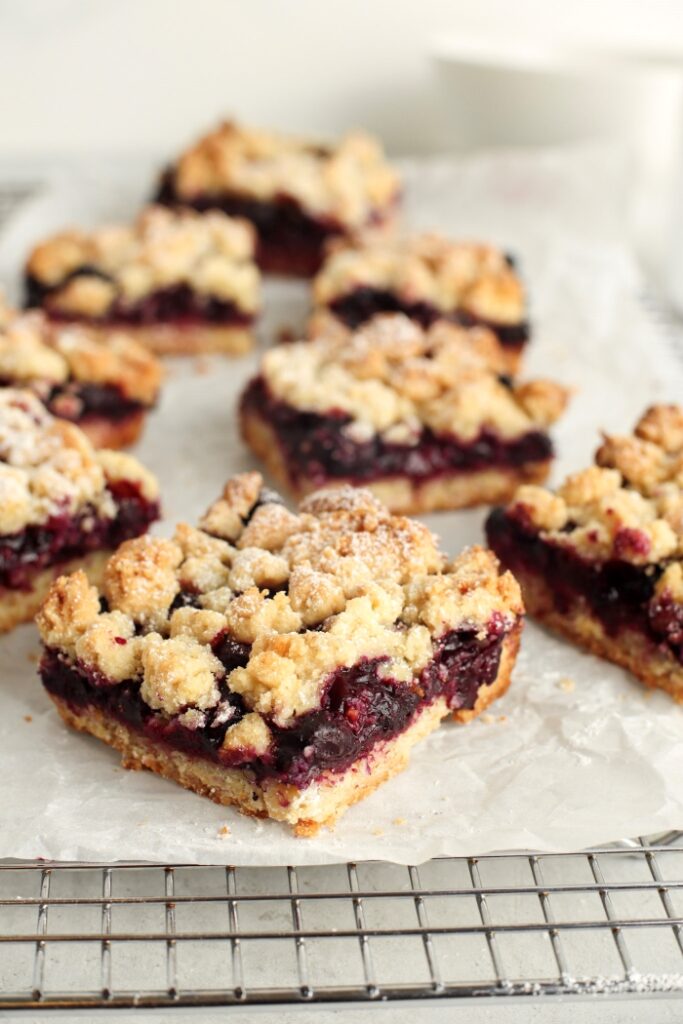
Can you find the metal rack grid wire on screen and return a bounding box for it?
[3,183,683,1012]
[3,838,683,1009]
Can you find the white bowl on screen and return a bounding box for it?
[432,34,683,297]
[432,34,683,160]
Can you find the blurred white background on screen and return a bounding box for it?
[3,0,683,299]
[1,0,683,157]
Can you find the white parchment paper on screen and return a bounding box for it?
[1,146,682,865]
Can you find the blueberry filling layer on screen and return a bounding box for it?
[0,481,159,590]
[25,274,252,328]
[48,382,146,422]
[0,379,147,424]
[40,613,513,788]
[327,287,529,350]
[486,507,683,664]
[241,377,552,486]
[156,172,394,276]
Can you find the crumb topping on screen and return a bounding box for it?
[635,404,683,454]
[75,610,139,683]
[220,712,272,757]
[36,570,101,657]
[313,233,526,324]
[27,205,260,316]
[256,314,567,441]
[38,472,521,727]
[104,535,182,630]
[0,389,158,534]
[0,299,162,406]
[596,406,683,494]
[140,633,222,716]
[95,449,159,504]
[168,120,399,228]
[654,562,683,604]
[506,405,683,565]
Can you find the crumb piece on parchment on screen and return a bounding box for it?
[557,677,575,693]
[276,326,297,345]
[193,356,213,375]
[392,817,406,827]
[218,825,231,838]
[23,715,32,723]
[372,828,385,837]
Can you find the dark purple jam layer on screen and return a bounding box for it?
[0,378,146,425]
[155,171,394,276]
[327,287,529,350]
[486,507,683,664]
[49,382,145,422]
[40,612,512,788]
[24,274,252,328]
[0,480,159,590]
[44,383,145,426]
[241,377,552,487]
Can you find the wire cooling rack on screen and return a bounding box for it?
[2,181,683,1013]
[3,839,683,1009]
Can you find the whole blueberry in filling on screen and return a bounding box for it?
[37,472,523,834]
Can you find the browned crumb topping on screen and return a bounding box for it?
[635,405,683,453]
[169,120,400,227]
[596,404,683,493]
[26,205,260,316]
[257,314,567,441]
[0,298,162,405]
[0,389,158,535]
[38,472,522,727]
[654,562,683,604]
[506,405,683,565]
[313,232,525,324]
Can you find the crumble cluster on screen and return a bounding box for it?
[257,314,567,443]
[312,232,526,326]
[0,299,162,406]
[167,120,400,228]
[26,205,260,318]
[0,389,159,535]
[37,472,522,737]
[506,405,683,574]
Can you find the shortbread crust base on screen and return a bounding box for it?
[240,408,551,515]
[48,625,520,835]
[83,324,254,356]
[77,411,147,450]
[0,549,111,634]
[513,567,683,701]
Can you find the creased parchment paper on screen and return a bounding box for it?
[0,146,682,865]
